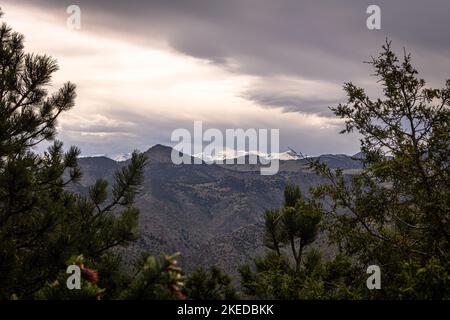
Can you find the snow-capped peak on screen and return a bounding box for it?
[269,149,302,161]
[193,148,302,162]
[111,153,133,162]
[78,154,106,159]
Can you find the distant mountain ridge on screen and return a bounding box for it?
[73,144,363,280]
[193,148,302,162]
[81,144,362,165]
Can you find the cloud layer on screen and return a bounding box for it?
[3,0,450,156]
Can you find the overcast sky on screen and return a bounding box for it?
[2,0,450,156]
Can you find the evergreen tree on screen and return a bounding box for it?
[119,253,185,300]
[0,8,151,299]
[240,185,324,299]
[243,42,449,300]
[281,185,322,272]
[183,266,238,300]
[309,41,450,299]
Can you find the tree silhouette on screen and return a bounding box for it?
[310,41,450,299]
[0,8,151,299]
[243,41,449,300]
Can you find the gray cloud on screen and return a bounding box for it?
[12,0,450,109]
[243,91,340,117]
[7,0,450,155]
[14,0,450,73]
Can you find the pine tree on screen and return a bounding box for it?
[240,185,324,299]
[281,185,322,272]
[244,42,449,300]
[119,253,185,300]
[183,266,238,300]
[310,41,450,299]
[0,8,150,299]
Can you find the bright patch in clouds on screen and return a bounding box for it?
[2,2,354,156]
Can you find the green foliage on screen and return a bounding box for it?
[279,185,322,271]
[184,266,238,300]
[120,253,185,300]
[263,208,284,255]
[309,41,450,299]
[240,185,325,299]
[0,9,151,299]
[284,184,301,207]
[243,41,449,300]
[35,255,105,300]
[240,251,298,299]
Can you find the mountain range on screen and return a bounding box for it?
[74,144,363,281]
[91,148,303,163]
